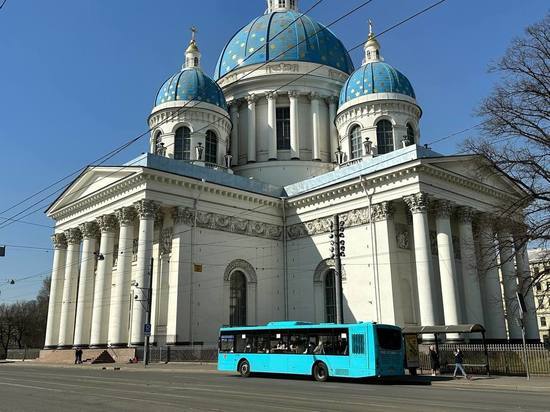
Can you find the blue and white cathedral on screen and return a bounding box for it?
[43,0,539,353]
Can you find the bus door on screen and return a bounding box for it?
[350,330,369,375]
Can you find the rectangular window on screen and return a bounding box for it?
[276,107,291,150]
[352,334,365,354]
[536,282,542,291]
[219,334,235,352]
[541,317,547,327]
[376,327,402,350]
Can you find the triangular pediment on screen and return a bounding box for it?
[46,166,140,216]
[423,155,528,198]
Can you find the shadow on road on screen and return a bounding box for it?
[226,373,447,386]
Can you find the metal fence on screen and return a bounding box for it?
[6,348,41,360]
[419,343,550,376]
[136,345,218,363]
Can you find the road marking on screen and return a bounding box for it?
[0,380,63,392]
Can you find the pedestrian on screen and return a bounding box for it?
[429,345,440,376]
[453,348,470,379]
[74,348,82,364]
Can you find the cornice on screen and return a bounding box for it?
[50,170,280,223]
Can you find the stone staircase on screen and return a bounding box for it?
[38,348,136,364]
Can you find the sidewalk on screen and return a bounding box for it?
[410,374,550,393]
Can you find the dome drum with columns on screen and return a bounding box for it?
[42,2,540,355]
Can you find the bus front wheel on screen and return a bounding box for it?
[238,360,251,377]
[313,362,329,382]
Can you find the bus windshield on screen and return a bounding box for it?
[376,327,402,350]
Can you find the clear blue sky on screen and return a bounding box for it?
[0,0,548,302]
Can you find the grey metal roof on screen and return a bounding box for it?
[283,145,443,197]
[401,324,486,335]
[126,153,286,198]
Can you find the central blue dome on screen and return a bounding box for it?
[339,61,415,106]
[155,67,227,110]
[214,10,354,80]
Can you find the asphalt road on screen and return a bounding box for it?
[0,364,547,412]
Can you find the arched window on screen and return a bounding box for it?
[230,271,247,326]
[153,131,163,155]
[205,130,218,164]
[376,120,394,155]
[406,123,415,145]
[324,269,336,323]
[194,57,199,67]
[174,127,191,160]
[349,125,362,159]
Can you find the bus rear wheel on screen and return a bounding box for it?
[313,362,329,382]
[238,360,251,377]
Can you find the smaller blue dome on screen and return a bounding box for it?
[339,61,415,106]
[155,67,227,111]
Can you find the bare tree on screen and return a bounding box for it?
[465,13,550,295]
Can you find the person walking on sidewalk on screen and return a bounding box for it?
[453,348,470,379]
[429,345,440,376]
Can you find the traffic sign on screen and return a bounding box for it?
[144,323,151,336]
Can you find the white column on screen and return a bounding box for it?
[372,202,401,325]
[166,207,192,344]
[515,236,540,341]
[434,201,460,338]
[327,96,338,162]
[44,233,67,349]
[498,231,523,340]
[130,200,159,345]
[267,92,277,160]
[404,193,436,326]
[477,215,507,340]
[310,92,321,160]
[229,101,240,166]
[108,207,136,347]
[57,228,82,348]
[73,222,99,347]
[246,95,256,163]
[89,215,117,347]
[457,207,485,326]
[289,91,300,159]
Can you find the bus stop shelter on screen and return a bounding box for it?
[401,324,490,375]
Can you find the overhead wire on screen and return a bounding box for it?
[0,1,327,223]
[0,0,448,231]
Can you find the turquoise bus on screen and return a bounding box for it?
[217,321,404,381]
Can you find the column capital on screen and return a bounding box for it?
[434,199,454,219]
[456,206,475,224]
[372,201,394,221]
[288,90,300,99]
[309,92,321,101]
[79,221,100,240]
[172,206,195,226]
[229,99,242,112]
[245,94,257,104]
[134,200,160,220]
[115,206,137,226]
[51,232,67,249]
[64,227,82,245]
[403,193,430,214]
[265,91,278,100]
[96,214,118,233]
[326,95,339,105]
[160,227,174,257]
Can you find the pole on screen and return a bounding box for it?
[516,291,530,380]
[520,318,530,380]
[143,257,154,367]
[333,214,344,324]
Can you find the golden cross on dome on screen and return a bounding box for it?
[368,19,374,37]
[190,26,198,42]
